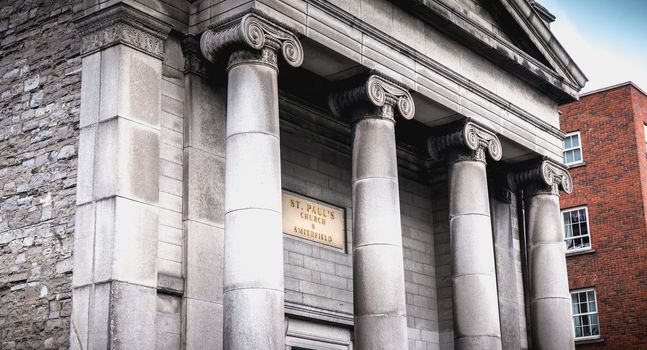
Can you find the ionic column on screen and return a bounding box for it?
[509,160,575,350]
[330,74,415,349]
[200,14,303,350]
[428,121,503,350]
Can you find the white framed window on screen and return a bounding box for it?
[562,206,591,252]
[643,124,647,150]
[563,131,583,165]
[571,289,600,340]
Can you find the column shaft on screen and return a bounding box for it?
[509,160,575,350]
[222,52,284,350]
[330,74,415,349]
[200,14,304,349]
[448,154,502,350]
[352,116,408,349]
[525,190,575,350]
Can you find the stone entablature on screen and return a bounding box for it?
[74,3,172,59]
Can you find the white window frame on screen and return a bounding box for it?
[643,124,647,150]
[571,288,601,340]
[562,206,592,253]
[563,131,584,166]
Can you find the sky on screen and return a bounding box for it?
[539,0,647,92]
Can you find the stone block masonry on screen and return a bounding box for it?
[279,100,440,349]
[0,0,83,348]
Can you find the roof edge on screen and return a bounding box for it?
[579,81,647,99]
[509,0,588,88]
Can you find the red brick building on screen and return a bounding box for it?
[559,82,647,348]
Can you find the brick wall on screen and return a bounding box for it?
[560,84,647,348]
[0,0,82,348]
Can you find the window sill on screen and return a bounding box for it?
[566,248,595,257]
[575,337,604,345]
[567,161,586,169]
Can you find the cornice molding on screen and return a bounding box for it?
[74,3,172,59]
[508,158,573,196]
[200,12,303,70]
[427,120,502,163]
[394,0,582,101]
[329,74,415,122]
[505,0,586,88]
[284,301,354,326]
[306,0,566,140]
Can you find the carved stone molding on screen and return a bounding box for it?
[427,121,502,163]
[74,4,172,59]
[199,13,303,70]
[329,74,415,122]
[508,159,573,196]
[182,34,209,77]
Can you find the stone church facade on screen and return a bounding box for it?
[0,0,587,349]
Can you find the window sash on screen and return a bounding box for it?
[563,207,591,251]
[563,132,583,165]
[571,289,600,339]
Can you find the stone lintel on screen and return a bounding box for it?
[199,12,303,69]
[329,73,415,122]
[74,3,172,59]
[427,120,502,163]
[508,158,573,196]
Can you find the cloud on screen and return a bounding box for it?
[549,7,647,93]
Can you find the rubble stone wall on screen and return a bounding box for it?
[0,1,82,348]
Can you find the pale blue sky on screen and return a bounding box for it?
[539,0,647,92]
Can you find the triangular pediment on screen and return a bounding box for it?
[397,0,587,102]
[478,0,552,67]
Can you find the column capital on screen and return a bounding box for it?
[329,74,415,122]
[200,12,303,70]
[508,159,573,196]
[427,120,502,163]
[74,3,172,59]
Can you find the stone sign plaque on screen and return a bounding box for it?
[282,191,346,249]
